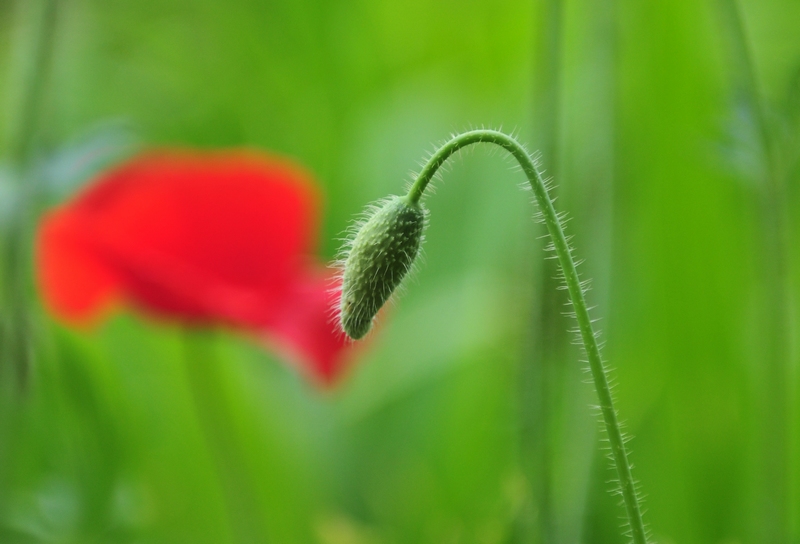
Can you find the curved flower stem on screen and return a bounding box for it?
[407,129,649,544]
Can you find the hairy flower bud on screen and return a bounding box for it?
[339,195,426,340]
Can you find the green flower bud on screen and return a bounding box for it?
[339,195,427,340]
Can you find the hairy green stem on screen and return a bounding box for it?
[407,129,648,544]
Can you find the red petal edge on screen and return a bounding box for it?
[36,208,121,325]
[260,271,363,386]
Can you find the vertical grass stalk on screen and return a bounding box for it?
[719,2,795,540]
[1,0,58,392]
[182,330,270,544]
[525,0,564,540]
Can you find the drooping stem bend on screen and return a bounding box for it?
[407,129,649,544]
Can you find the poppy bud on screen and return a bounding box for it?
[339,195,427,340]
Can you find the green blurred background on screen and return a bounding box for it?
[1,0,799,542]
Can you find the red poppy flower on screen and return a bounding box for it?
[36,150,357,385]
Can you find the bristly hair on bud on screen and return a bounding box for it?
[338,195,427,340]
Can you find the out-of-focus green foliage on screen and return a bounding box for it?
[1,0,799,543]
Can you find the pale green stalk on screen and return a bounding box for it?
[719,2,795,541]
[182,330,268,544]
[1,0,58,392]
[525,0,563,540]
[406,129,649,544]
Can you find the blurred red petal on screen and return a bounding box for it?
[261,271,360,386]
[38,150,319,326]
[36,149,365,385]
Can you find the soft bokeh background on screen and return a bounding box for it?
[1,0,799,543]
